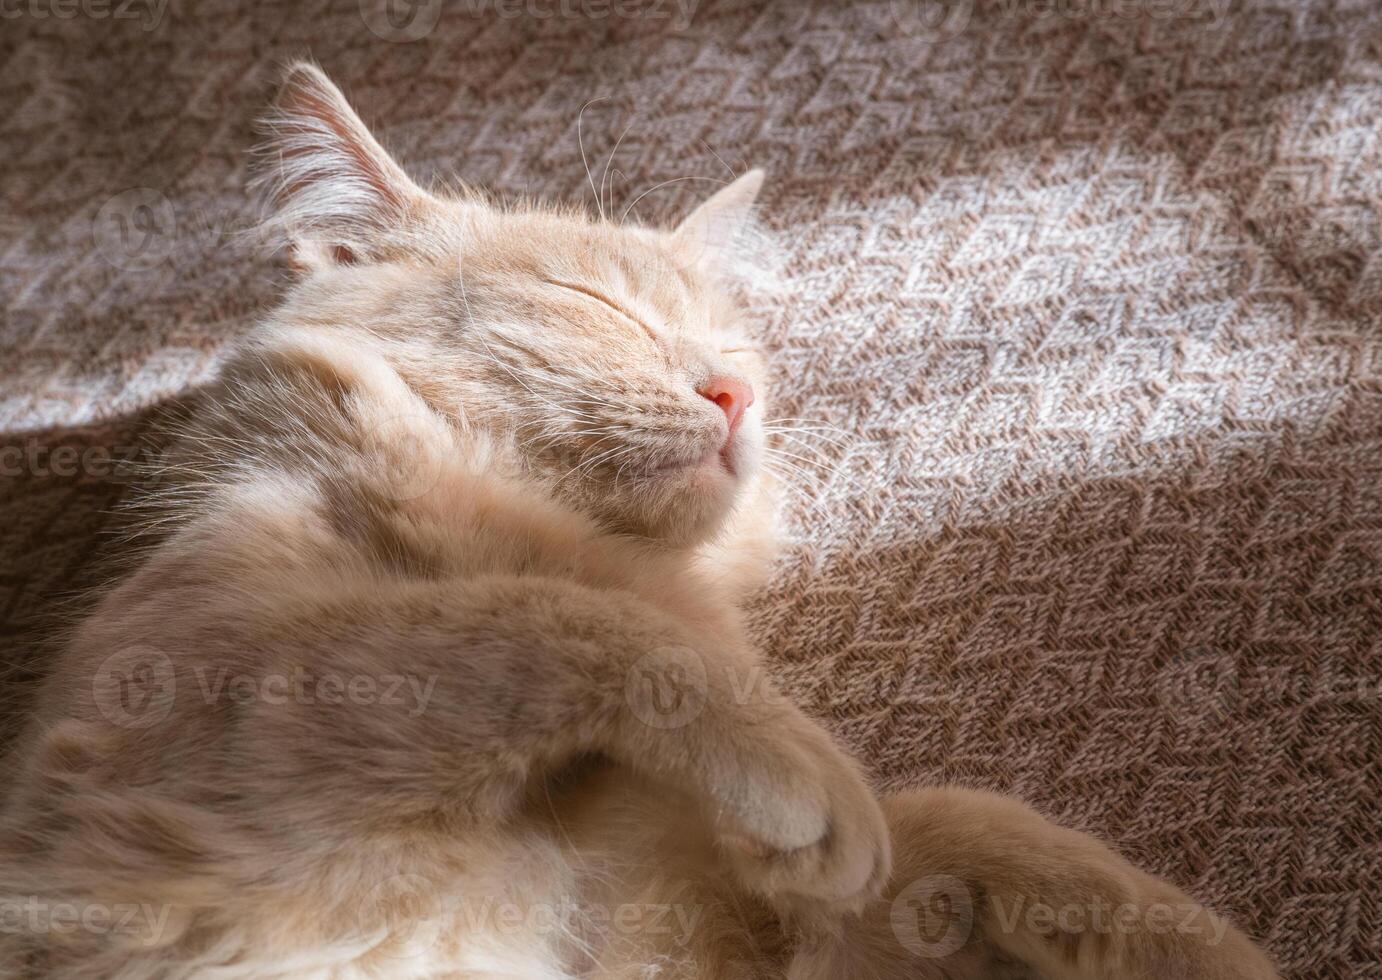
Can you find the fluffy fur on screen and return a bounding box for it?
[0,64,1279,979]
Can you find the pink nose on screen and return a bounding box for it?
[698,376,755,435]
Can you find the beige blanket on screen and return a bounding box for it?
[2,2,1378,975]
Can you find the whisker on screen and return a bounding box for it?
[761,460,828,511]
[769,430,850,457]
[564,439,632,483]
[699,139,739,180]
[621,175,728,224]
[601,113,636,219]
[606,168,627,217]
[763,426,852,450]
[765,467,842,519]
[598,444,643,486]
[763,452,830,488]
[517,422,625,458]
[762,445,868,497]
[493,361,639,412]
[762,416,852,434]
[577,98,607,222]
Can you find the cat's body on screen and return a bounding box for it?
[0,65,1279,980]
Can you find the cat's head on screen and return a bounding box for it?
[256,63,773,547]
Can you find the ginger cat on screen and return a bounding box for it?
[0,64,1279,980]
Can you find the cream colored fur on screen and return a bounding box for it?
[0,64,1279,980]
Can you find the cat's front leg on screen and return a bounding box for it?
[239,574,890,912]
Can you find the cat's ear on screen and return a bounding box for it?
[671,169,765,277]
[256,61,430,273]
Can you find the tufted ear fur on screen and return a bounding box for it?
[255,61,433,273]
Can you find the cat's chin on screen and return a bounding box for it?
[650,448,737,480]
[660,449,749,499]
[632,459,746,547]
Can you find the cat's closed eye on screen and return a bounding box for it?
[545,279,659,344]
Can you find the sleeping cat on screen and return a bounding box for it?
[0,64,1279,979]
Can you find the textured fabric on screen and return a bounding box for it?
[2,1,1380,976]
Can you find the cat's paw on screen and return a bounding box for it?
[713,719,891,914]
